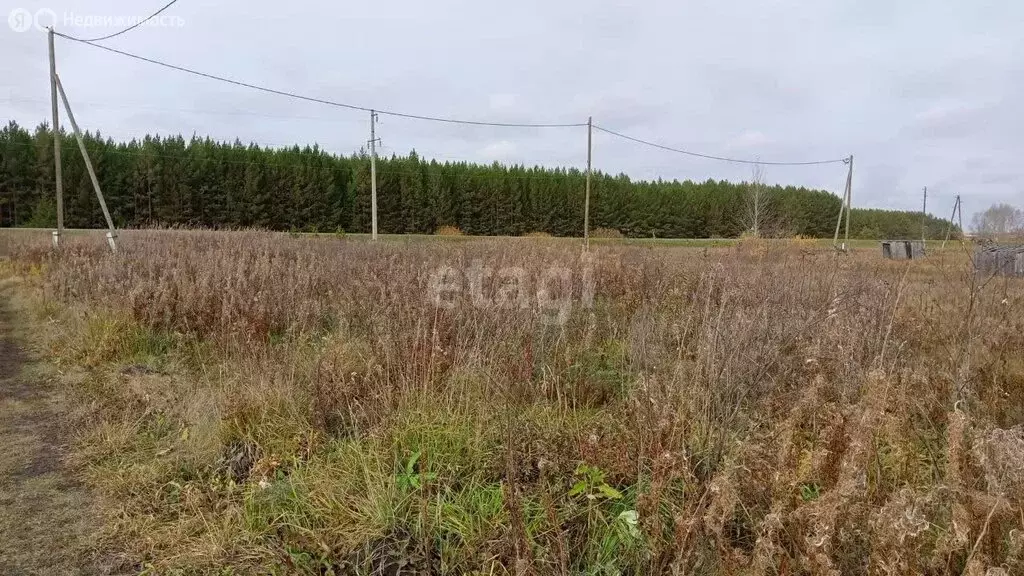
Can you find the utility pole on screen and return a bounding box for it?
[921,186,928,245]
[942,194,962,250]
[844,155,853,250]
[833,155,854,251]
[369,110,379,241]
[584,116,592,251]
[54,74,118,252]
[48,28,63,247]
[957,195,964,238]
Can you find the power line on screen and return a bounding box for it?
[0,97,584,167]
[0,96,370,123]
[52,32,587,129]
[593,124,849,167]
[60,0,182,43]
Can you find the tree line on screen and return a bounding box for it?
[0,121,955,239]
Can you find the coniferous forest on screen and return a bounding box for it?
[0,121,954,238]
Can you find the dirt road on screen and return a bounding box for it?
[0,282,102,575]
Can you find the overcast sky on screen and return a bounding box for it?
[2,0,1022,216]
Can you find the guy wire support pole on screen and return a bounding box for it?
[832,189,844,250]
[941,194,961,251]
[49,28,64,248]
[584,116,592,251]
[54,74,118,252]
[957,195,964,242]
[833,154,854,252]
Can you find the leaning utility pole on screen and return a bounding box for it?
[369,110,379,241]
[54,74,118,251]
[957,195,964,239]
[833,155,854,251]
[941,194,963,250]
[48,28,64,247]
[584,116,592,251]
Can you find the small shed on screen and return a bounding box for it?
[975,245,1024,277]
[881,240,926,260]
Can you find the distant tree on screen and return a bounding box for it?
[741,164,782,237]
[0,120,957,240]
[971,203,1024,239]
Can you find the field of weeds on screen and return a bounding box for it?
[1,230,1022,575]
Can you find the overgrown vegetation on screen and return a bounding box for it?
[0,121,955,239]
[0,230,1020,575]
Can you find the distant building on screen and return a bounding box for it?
[881,240,926,260]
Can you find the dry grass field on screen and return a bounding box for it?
[0,230,1022,575]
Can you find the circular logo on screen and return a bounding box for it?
[8,7,32,32]
[33,8,57,32]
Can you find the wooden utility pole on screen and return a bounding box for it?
[48,28,64,247]
[54,74,118,252]
[584,116,592,251]
[844,155,853,250]
[833,155,854,251]
[957,194,964,237]
[369,110,379,241]
[942,194,962,250]
[921,186,928,244]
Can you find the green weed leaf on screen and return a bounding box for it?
[568,481,588,497]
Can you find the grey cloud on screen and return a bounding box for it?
[900,100,1004,140]
[1,0,1022,214]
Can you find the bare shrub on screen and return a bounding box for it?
[435,225,464,236]
[589,227,624,239]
